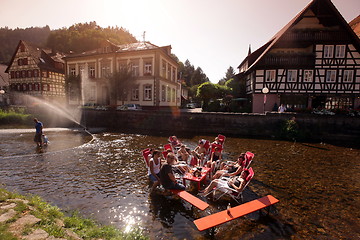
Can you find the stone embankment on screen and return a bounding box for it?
[0,198,82,240]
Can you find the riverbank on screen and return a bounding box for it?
[0,188,147,240]
[81,109,360,149]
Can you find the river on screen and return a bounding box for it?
[0,128,359,239]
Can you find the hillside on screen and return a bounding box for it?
[0,21,137,64]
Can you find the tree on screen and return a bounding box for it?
[191,67,209,86]
[108,67,135,105]
[196,82,217,108]
[219,66,236,85]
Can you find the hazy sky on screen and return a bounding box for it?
[0,0,359,82]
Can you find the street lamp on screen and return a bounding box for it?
[262,87,269,113]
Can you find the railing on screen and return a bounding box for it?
[281,31,350,42]
[258,55,315,67]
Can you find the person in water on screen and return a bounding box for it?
[159,152,185,190]
[33,118,43,147]
[42,134,49,146]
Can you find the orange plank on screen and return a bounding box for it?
[170,190,209,210]
[194,195,279,231]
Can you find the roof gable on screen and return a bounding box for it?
[5,40,65,73]
[239,0,360,72]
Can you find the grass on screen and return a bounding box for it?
[0,188,148,239]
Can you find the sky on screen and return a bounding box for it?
[0,0,359,83]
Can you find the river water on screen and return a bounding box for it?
[0,128,359,239]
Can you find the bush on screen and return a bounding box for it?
[0,109,32,125]
[279,118,302,141]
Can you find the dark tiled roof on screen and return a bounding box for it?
[5,40,65,73]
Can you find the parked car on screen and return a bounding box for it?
[186,103,196,109]
[116,104,142,111]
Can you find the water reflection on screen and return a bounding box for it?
[0,130,359,239]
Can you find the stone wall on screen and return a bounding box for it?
[81,110,360,145]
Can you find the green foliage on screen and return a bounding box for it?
[64,211,148,240]
[0,26,51,64]
[0,22,136,64]
[47,22,137,54]
[178,59,209,100]
[0,225,17,240]
[0,109,32,125]
[206,100,222,112]
[279,118,302,141]
[219,66,235,85]
[0,188,148,240]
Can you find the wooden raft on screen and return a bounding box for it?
[170,190,209,210]
[194,195,279,231]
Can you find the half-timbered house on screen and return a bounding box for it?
[5,40,66,105]
[237,0,360,113]
[64,40,180,108]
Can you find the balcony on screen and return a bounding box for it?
[281,31,350,43]
[258,54,315,68]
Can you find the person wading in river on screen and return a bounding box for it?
[33,118,43,147]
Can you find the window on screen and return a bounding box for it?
[343,70,354,83]
[324,45,334,58]
[34,84,39,91]
[41,70,48,78]
[28,84,33,91]
[27,70,32,78]
[162,60,166,77]
[18,59,22,66]
[33,70,39,77]
[144,62,152,76]
[172,68,176,82]
[131,63,139,77]
[144,85,152,101]
[10,71,14,79]
[131,86,139,101]
[101,62,111,78]
[167,86,171,102]
[22,84,27,91]
[119,62,127,72]
[161,85,166,102]
[172,88,176,102]
[167,64,171,80]
[326,70,337,82]
[287,70,297,82]
[70,67,76,76]
[89,66,95,78]
[303,70,313,82]
[22,70,26,78]
[16,71,20,78]
[265,70,276,82]
[335,45,346,58]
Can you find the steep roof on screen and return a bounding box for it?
[0,64,9,87]
[349,15,360,38]
[5,40,65,73]
[238,0,360,73]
